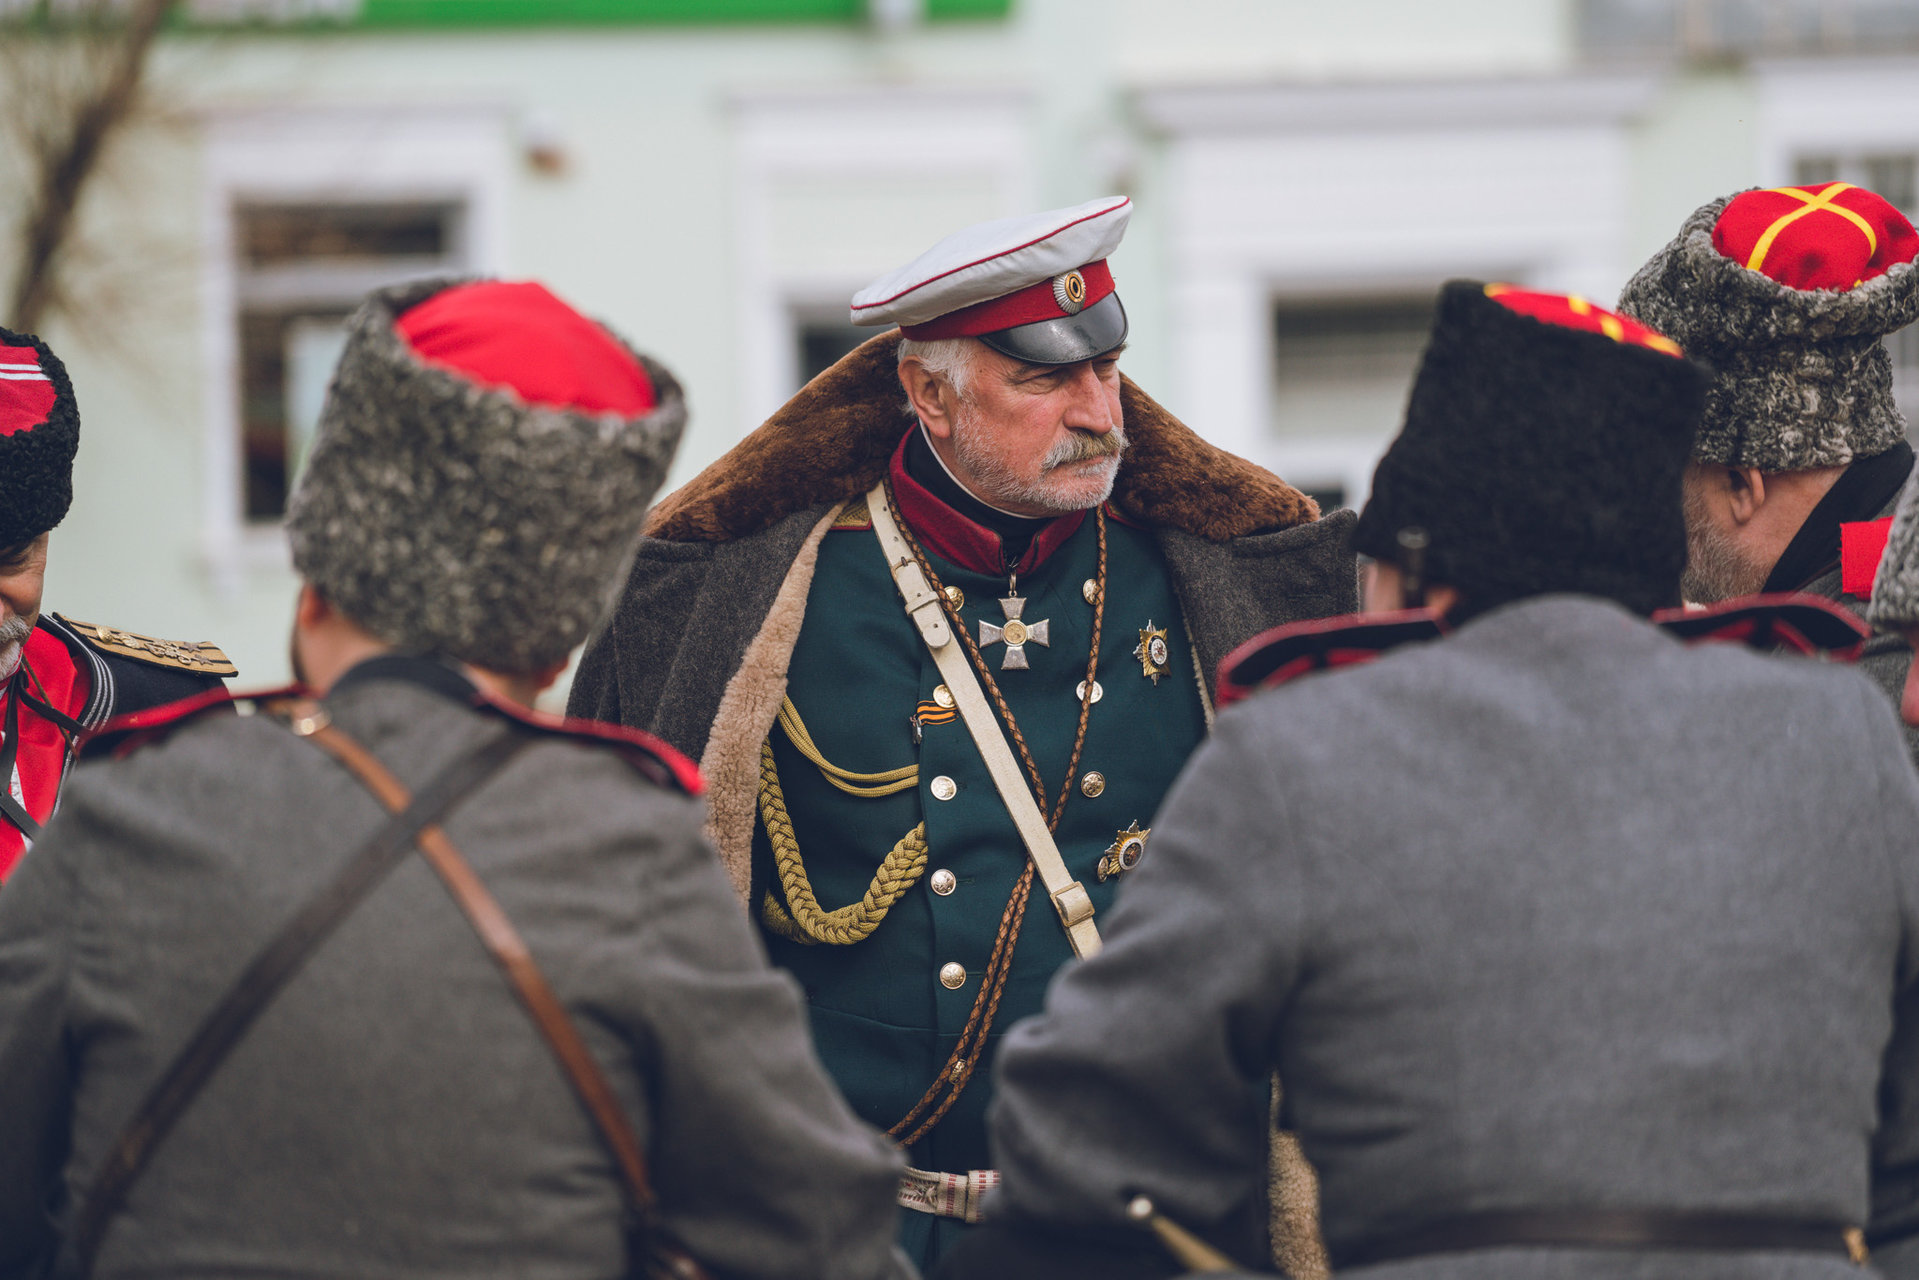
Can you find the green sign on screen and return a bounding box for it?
[169,0,1009,26]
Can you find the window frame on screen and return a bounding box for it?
[198,104,509,593]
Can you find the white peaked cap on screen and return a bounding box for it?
[850,196,1131,329]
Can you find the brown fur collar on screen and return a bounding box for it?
[648,331,1319,542]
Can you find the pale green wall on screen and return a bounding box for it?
[1625,66,1763,272]
[17,0,1764,696]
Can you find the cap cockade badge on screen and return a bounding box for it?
[1098,821,1150,882]
[1134,620,1171,685]
[981,595,1051,670]
[1053,270,1087,316]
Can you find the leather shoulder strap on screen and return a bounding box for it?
[866,480,1101,959]
[72,706,529,1275]
[299,714,709,1280]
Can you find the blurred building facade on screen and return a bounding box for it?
[3,0,1918,687]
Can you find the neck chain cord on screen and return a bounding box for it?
[0,659,82,840]
[882,478,1107,1147]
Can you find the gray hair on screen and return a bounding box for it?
[897,336,977,418]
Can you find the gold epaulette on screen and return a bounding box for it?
[61,618,239,677]
[831,496,873,530]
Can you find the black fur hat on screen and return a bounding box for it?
[1352,281,1710,618]
[0,326,80,548]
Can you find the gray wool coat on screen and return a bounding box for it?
[0,658,910,1280]
[981,595,1919,1280]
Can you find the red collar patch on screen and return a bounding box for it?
[886,430,1086,577]
[81,683,247,760]
[1651,594,1869,658]
[1842,517,1896,598]
[1215,609,1447,708]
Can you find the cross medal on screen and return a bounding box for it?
[979,580,1050,670]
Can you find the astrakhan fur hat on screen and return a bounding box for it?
[286,277,685,674]
[1617,185,1919,471]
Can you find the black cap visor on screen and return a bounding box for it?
[977,292,1128,366]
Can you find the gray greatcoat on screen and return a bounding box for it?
[0,657,910,1280]
[981,595,1919,1280]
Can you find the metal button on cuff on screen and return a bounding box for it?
[930,868,957,896]
[931,775,957,801]
[939,962,967,989]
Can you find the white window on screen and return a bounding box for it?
[729,85,1033,448]
[1758,57,1919,435]
[1270,295,1437,512]
[1138,74,1654,512]
[200,106,508,591]
[234,201,469,521]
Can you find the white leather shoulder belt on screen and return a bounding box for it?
[865,480,1102,959]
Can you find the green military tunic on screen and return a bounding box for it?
[754,489,1210,1265]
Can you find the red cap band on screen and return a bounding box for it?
[0,345,56,438]
[901,260,1116,341]
[1712,182,1919,292]
[1484,284,1685,356]
[396,280,655,416]
[1842,516,1896,598]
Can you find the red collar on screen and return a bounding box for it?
[887,431,1086,577]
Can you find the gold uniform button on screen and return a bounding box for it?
[943,585,965,610]
[1080,771,1106,798]
[1082,578,1099,604]
[940,962,967,989]
[1076,680,1103,704]
[933,684,955,709]
[931,775,958,801]
[931,868,957,896]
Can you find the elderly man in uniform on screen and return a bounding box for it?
[1619,181,1919,758]
[937,282,1919,1279]
[0,279,909,1280]
[0,326,237,882]
[570,197,1356,1267]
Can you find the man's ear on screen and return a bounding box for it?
[898,358,956,442]
[294,582,331,630]
[1725,467,1767,527]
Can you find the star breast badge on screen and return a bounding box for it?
[1133,620,1171,685]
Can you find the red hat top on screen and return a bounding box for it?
[1711,181,1919,292]
[1482,284,1685,357]
[396,280,655,416]
[0,345,59,438]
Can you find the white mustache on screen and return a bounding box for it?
[1043,424,1126,469]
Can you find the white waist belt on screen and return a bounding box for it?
[897,1166,999,1224]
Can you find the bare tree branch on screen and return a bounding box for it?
[5,0,180,332]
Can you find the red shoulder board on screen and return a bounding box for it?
[475,693,703,797]
[1842,517,1895,598]
[1216,609,1445,709]
[79,683,264,760]
[1652,594,1868,659]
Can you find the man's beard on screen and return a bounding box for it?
[949,404,1127,515]
[0,614,32,680]
[1681,483,1769,603]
